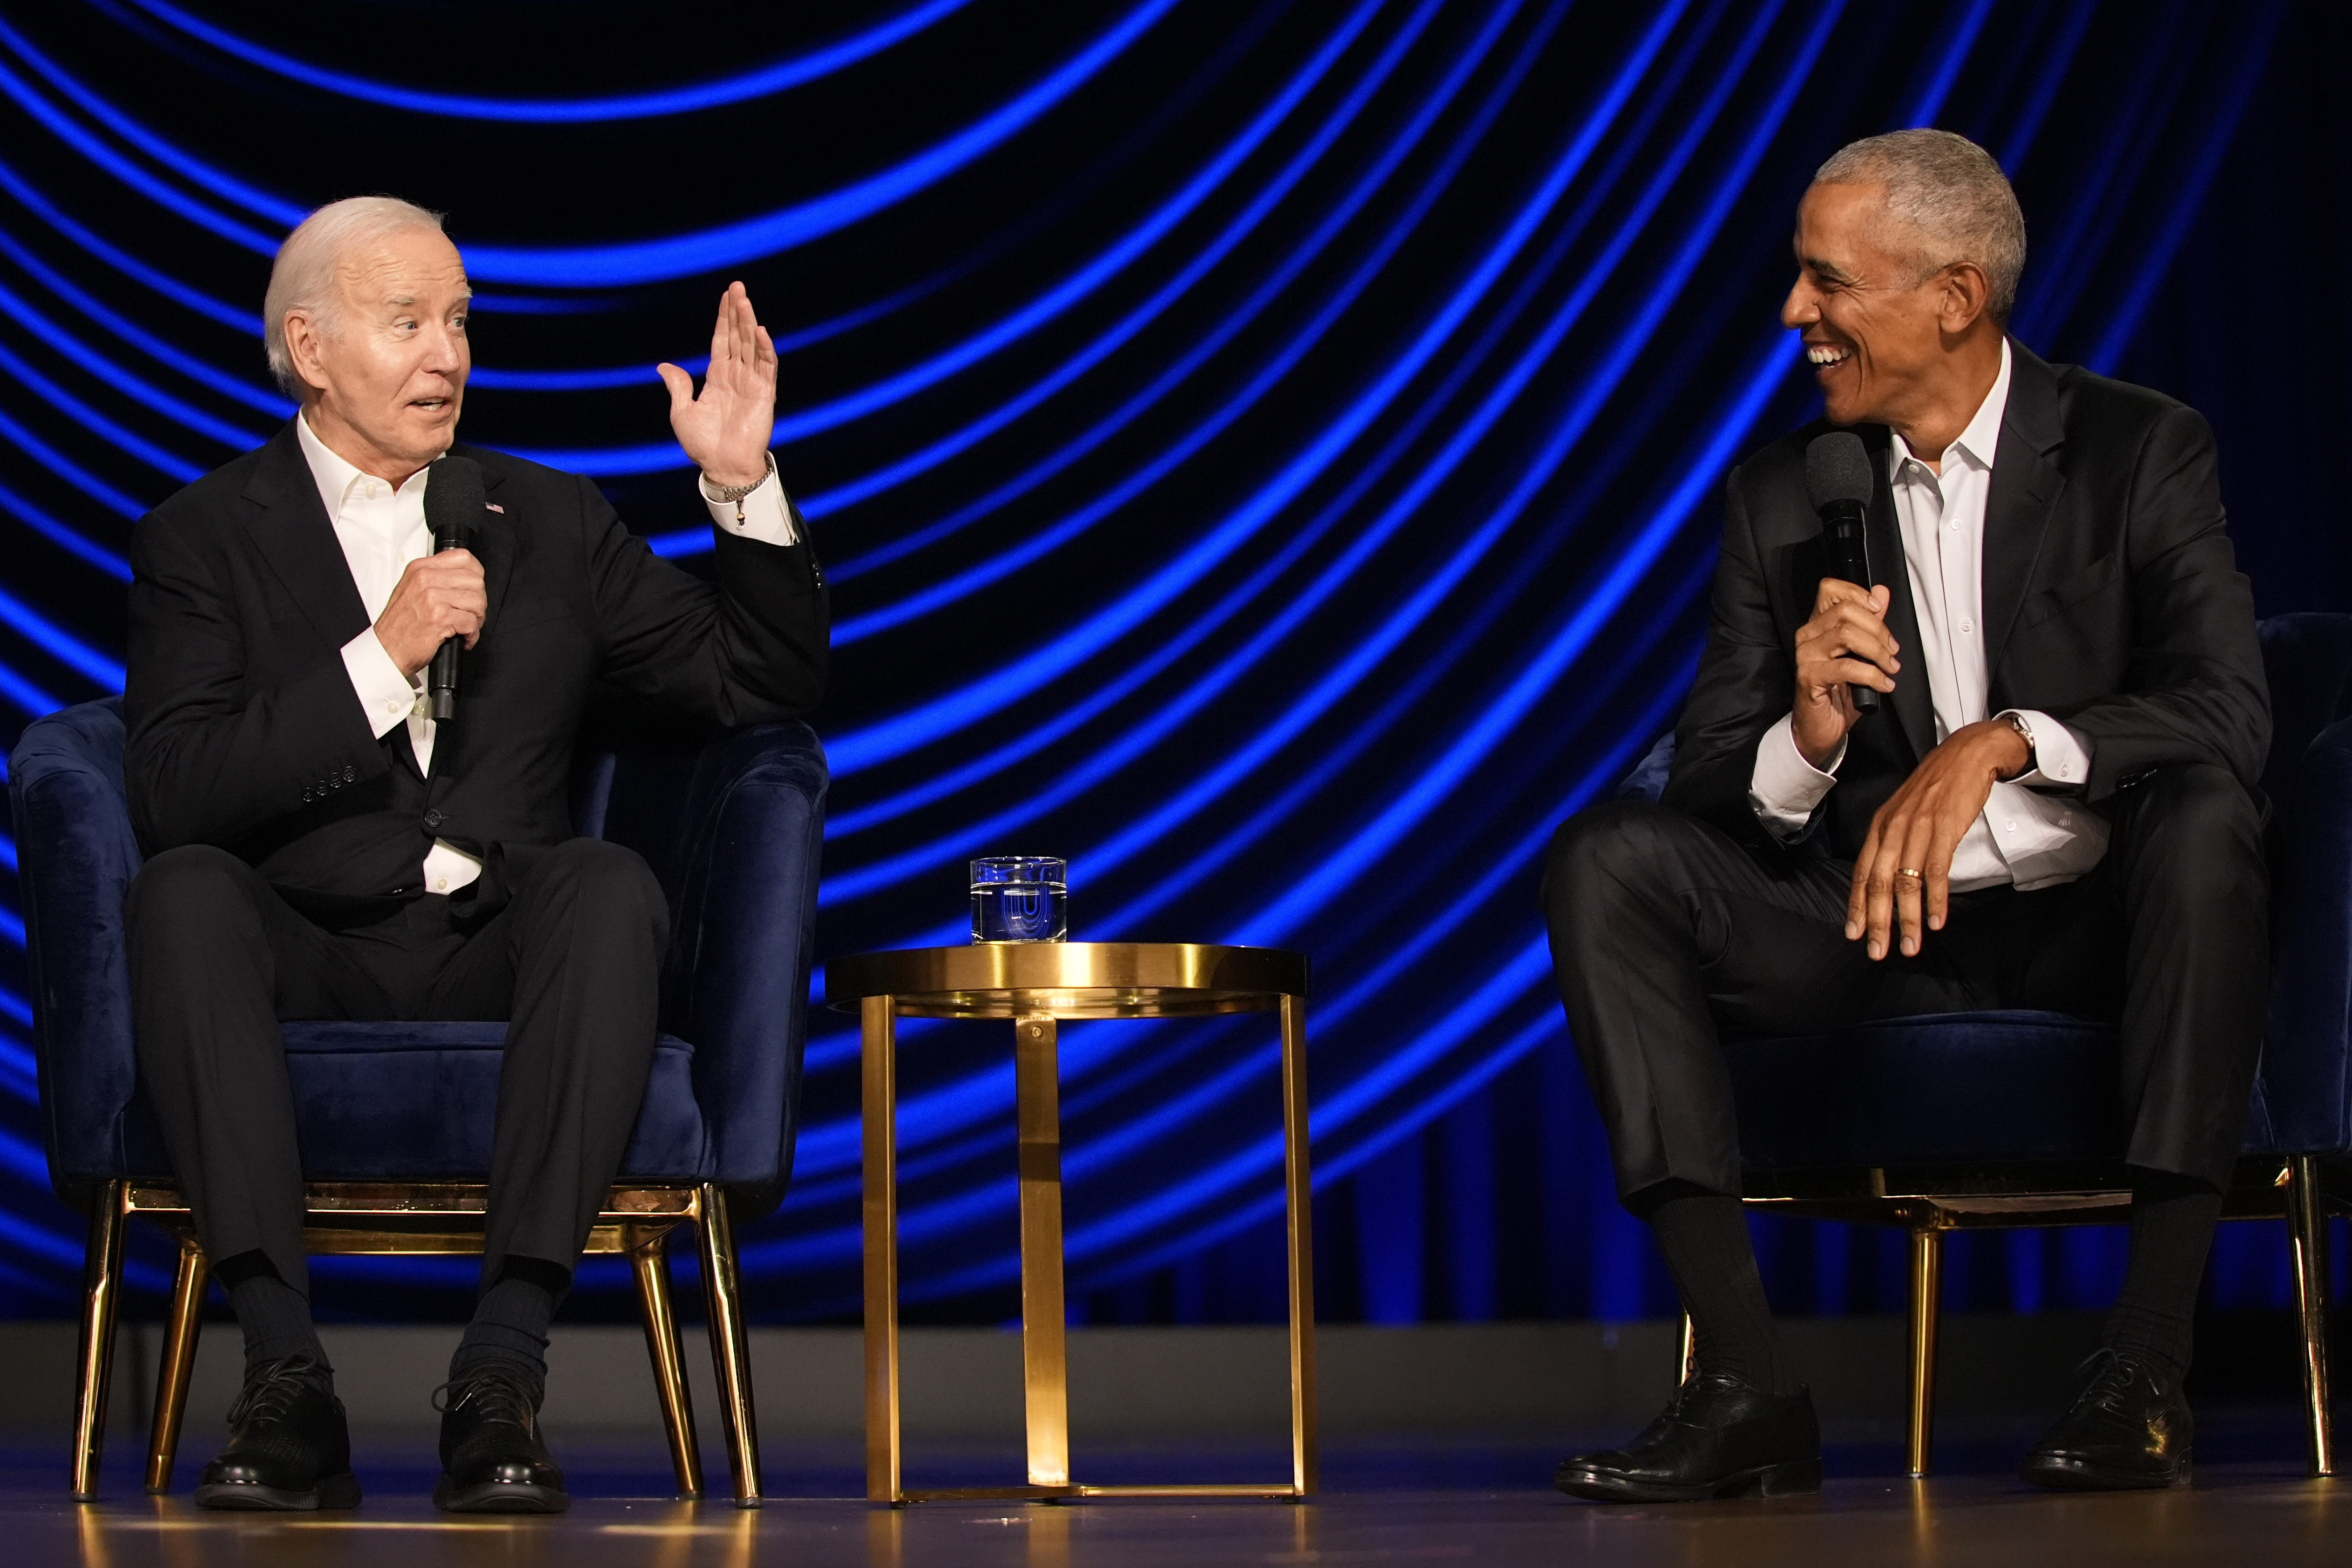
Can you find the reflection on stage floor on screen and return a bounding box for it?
[12,1419,2350,1566]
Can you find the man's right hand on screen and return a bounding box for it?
[1791,578,1898,768]
[374,549,486,678]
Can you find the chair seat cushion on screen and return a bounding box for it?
[1727,1010,2124,1170]
[119,1022,711,1182]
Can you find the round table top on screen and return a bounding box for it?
[824,942,1308,1020]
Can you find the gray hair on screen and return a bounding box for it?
[263,196,451,397]
[1815,129,2027,324]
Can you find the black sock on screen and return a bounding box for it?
[2103,1168,2224,1386]
[214,1250,329,1374]
[448,1257,568,1406]
[1631,1180,1799,1397]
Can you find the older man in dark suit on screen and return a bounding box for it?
[1544,131,2266,1501]
[122,196,827,1513]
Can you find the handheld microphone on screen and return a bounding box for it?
[1803,431,1881,716]
[421,454,486,722]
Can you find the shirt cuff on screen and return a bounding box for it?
[1999,709,2093,790]
[700,454,798,546]
[341,629,418,740]
[1748,713,1844,838]
[422,840,484,897]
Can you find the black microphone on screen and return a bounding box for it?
[1803,431,1881,716]
[421,454,485,722]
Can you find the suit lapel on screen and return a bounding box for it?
[238,423,372,651]
[460,446,518,641]
[1980,342,2068,684]
[1858,424,1935,763]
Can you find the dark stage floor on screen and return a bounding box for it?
[12,1416,2349,1566]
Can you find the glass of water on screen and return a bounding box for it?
[970,856,1068,943]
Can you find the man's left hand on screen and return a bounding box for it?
[1848,718,2032,960]
[659,280,777,490]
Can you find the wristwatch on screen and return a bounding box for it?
[2000,710,2037,778]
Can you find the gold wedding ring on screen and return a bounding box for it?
[1896,867,1923,880]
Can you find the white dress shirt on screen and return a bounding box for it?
[1748,340,2110,891]
[294,411,800,895]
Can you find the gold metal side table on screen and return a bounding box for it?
[826,941,1315,1505]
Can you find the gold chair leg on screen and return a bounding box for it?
[631,1230,703,1499]
[145,1237,208,1494]
[2287,1155,2335,1477]
[1678,1311,1698,1384]
[1907,1224,1943,1479]
[73,1180,128,1501]
[696,1183,762,1507]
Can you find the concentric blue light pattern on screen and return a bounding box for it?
[0,0,2340,1329]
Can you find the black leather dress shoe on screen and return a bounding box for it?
[433,1370,569,1514]
[193,1357,361,1511]
[1554,1372,1821,1503]
[2019,1348,2191,1490]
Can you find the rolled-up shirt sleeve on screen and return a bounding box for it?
[701,458,799,546]
[340,629,418,740]
[1999,709,2093,791]
[1749,713,1843,839]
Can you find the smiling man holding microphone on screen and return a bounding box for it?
[1542,130,2268,1501]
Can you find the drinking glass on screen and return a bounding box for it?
[970,856,1068,943]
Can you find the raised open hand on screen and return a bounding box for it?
[658,281,776,489]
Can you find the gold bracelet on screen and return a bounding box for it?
[702,452,775,518]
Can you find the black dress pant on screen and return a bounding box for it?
[125,838,669,1295]
[1542,763,2268,1198]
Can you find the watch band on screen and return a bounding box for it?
[2001,710,2037,777]
[701,452,775,518]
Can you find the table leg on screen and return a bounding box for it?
[1280,994,1318,1498]
[1015,1013,1071,1489]
[862,995,903,1504]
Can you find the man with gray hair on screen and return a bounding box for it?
[122,196,827,1512]
[1544,129,2266,1499]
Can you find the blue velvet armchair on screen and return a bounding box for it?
[1618,613,2352,1478]
[9,697,827,1506]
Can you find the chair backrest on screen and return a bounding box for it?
[2257,613,2352,815]
[10,696,827,1203]
[2255,615,2352,1152]
[9,699,141,1191]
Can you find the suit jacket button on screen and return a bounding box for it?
[424,809,443,828]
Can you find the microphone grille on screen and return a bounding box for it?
[1804,432,1874,511]
[423,453,487,538]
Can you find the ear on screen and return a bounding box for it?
[1937,261,1992,336]
[280,309,332,398]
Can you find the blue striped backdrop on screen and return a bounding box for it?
[0,1,2344,1328]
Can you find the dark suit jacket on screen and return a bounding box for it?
[123,422,829,921]
[1663,341,2268,860]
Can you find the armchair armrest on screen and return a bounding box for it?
[625,722,827,1208]
[2264,712,2352,1152]
[7,700,142,1192]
